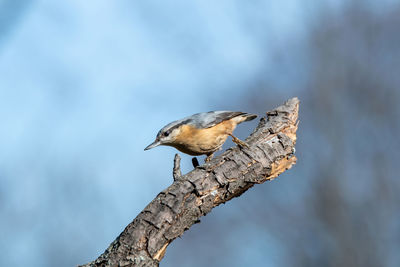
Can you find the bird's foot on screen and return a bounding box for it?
[204,153,214,162]
[192,157,200,168]
[229,134,249,149]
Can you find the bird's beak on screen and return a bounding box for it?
[144,140,161,151]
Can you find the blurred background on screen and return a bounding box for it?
[1,0,399,266]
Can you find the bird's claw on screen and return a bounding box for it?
[230,135,249,149]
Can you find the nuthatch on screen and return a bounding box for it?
[144,111,257,162]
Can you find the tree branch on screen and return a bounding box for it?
[172,154,182,181]
[80,97,299,267]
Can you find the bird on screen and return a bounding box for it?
[144,111,257,162]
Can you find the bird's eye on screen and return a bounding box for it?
[163,131,170,137]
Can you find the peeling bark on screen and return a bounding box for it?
[80,97,299,267]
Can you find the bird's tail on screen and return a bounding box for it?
[233,113,257,124]
[242,113,257,122]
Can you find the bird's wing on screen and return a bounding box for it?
[191,111,248,129]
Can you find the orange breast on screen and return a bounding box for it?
[171,120,237,155]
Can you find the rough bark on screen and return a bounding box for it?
[80,97,299,267]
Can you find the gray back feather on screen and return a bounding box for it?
[189,111,245,128]
[158,111,251,137]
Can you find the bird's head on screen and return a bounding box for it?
[144,122,185,150]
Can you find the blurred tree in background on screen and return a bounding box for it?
[164,2,400,267]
